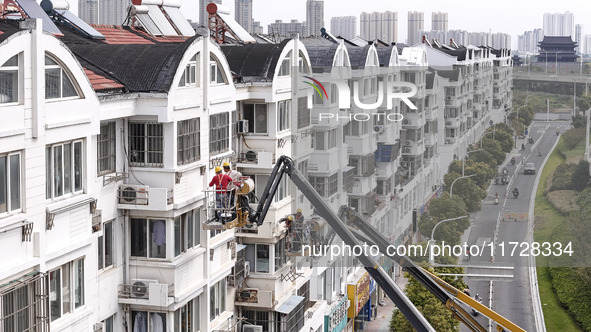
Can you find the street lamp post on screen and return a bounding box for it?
[462,149,483,176]
[428,215,469,264]
[449,173,477,198]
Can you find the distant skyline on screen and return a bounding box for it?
[67,0,591,48]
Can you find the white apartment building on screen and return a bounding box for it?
[306,0,324,37]
[359,11,397,43]
[407,11,424,46]
[0,2,513,332]
[330,16,356,40]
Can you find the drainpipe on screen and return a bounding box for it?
[29,18,43,138]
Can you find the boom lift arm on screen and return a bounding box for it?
[248,155,524,332]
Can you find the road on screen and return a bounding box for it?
[459,120,570,332]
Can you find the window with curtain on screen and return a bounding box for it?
[0,54,18,104]
[45,55,79,100]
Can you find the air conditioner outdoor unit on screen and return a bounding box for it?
[404,147,411,153]
[244,261,250,278]
[119,185,149,205]
[93,322,104,332]
[402,118,410,125]
[238,120,249,133]
[374,125,384,134]
[130,279,158,299]
[243,325,263,332]
[405,140,411,146]
[244,150,258,162]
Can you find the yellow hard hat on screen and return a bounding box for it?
[215,166,222,173]
[223,162,231,167]
[287,215,294,221]
[297,208,302,213]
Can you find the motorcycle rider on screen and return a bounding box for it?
[538,148,542,156]
[511,157,516,166]
[494,193,500,204]
[513,187,519,198]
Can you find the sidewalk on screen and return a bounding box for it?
[362,275,408,331]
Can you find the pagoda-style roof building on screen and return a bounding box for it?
[511,54,523,66]
[537,36,578,62]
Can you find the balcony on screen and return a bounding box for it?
[445,96,460,107]
[444,117,460,128]
[235,289,275,308]
[117,185,174,211]
[401,140,424,156]
[401,112,425,128]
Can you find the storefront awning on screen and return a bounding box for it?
[276,295,305,314]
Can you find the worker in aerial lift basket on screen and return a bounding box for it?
[209,166,232,222]
[223,161,242,205]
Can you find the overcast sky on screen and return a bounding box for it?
[69,0,591,49]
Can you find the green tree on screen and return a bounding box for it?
[419,195,470,245]
[390,268,467,332]
[571,114,586,128]
[571,160,590,191]
[464,161,496,189]
[577,94,591,114]
[444,172,486,212]
[469,150,497,169]
[576,188,591,223]
[481,139,505,165]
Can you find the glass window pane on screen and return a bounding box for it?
[61,71,77,97]
[62,263,70,315]
[150,219,166,258]
[256,244,269,273]
[130,219,147,257]
[46,147,52,199]
[187,212,193,249]
[105,222,113,267]
[53,146,63,197]
[9,154,20,210]
[45,68,61,99]
[194,209,200,246]
[98,234,104,270]
[0,70,18,103]
[63,143,72,194]
[174,217,181,256]
[74,259,84,308]
[0,156,6,213]
[74,142,82,191]
[255,105,267,134]
[45,56,58,66]
[49,269,61,321]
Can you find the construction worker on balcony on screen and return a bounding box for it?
[223,161,242,205]
[209,166,232,221]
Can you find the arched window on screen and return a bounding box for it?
[278,51,292,76]
[178,53,200,87]
[209,55,228,85]
[0,55,18,104]
[45,55,80,100]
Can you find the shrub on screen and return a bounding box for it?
[571,160,590,191]
[549,163,577,191]
[562,127,586,149]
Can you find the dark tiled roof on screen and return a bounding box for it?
[346,44,370,68]
[539,36,576,45]
[377,46,396,67]
[301,38,339,69]
[436,69,460,81]
[58,23,199,93]
[220,39,289,82]
[0,19,24,44]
